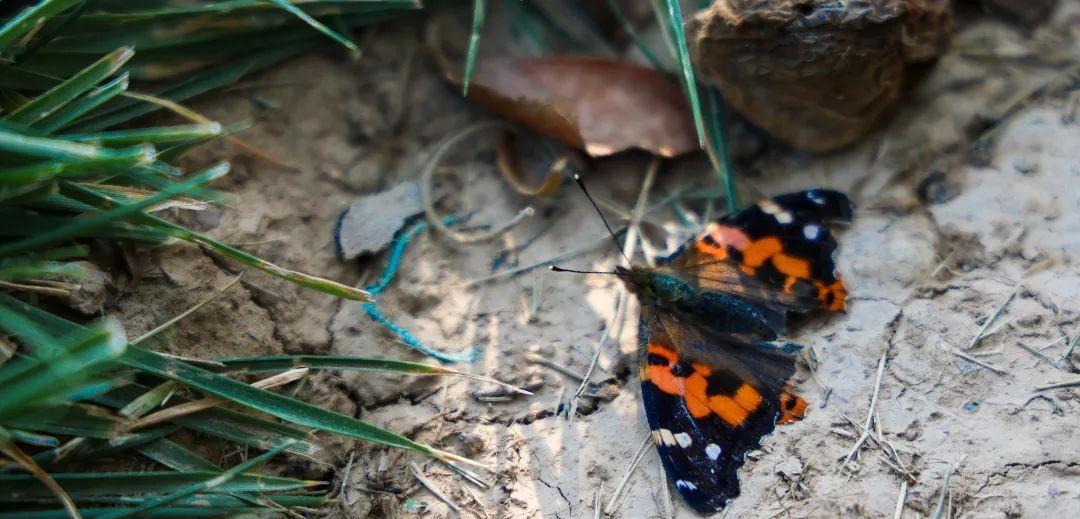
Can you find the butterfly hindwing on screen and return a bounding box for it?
[638,306,808,514]
[661,189,853,313]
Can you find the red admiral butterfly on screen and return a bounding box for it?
[555,180,852,513]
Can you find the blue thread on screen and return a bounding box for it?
[361,215,478,363]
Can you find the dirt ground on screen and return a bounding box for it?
[114,5,1079,519]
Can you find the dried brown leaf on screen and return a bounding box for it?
[447,55,698,158]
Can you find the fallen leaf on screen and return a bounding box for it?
[444,55,698,158]
[335,182,424,260]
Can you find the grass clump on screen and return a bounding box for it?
[0,2,484,517]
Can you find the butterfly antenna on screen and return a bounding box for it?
[549,265,621,276]
[572,174,631,265]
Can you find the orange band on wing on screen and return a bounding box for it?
[772,253,811,279]
[778,391,809,424]
[815,279,847,311]
[644,343,766,427]
[645,343,684,396]
[694,239,728,260]
[739,237,783,267]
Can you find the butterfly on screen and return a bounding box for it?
[561,186,853,514]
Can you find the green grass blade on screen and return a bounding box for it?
[119,346,477,466]
[0,507,275,518]
[215,354,530,395]
[28,427,181,471]
[704,87,740,211]
[93,384,322,458]
[0,209,173,245]
[0,127,150,161]
[0,471,319,500]
[6,47,134,125]
[3,493,327,508]
[216,355,453,375]
[97,440,298,519]
[2,404,119,439]
[0,145,153,187]
[58,123,223,147]
[137,439,220,472]
[0,0,83,52]
[604,0,664,70]
[0,320,125,418]
[462,0,486,95]
[59,180,372,301]
[0,162,228,257]
[264,0,357,51]
[70,45,308,132]
[660,0,705,147]
[0,507,267,518]
[34,73,129,134]
[5,429,59,448]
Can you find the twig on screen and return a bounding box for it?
[622,157,660,262]
[419,122,533,243]
[123,91,296,170]
[604,434,652,515]
[130,368,308,430]
[930,463,957,519]
[951,349,1009,375]
[459,482,491,519]
[966,290,1016,350]
[1015,342,1064,370]
[441,458,494,490]
[525,352,586,381]
[594,481,604,519]
[1035,378,1080,391]
[930,251,955,278]
[569,342,604,422]
[133,274,243,345]
[841,350,888,469]
[893,480,908,519]
[569,292,624,422]
[340,451,355,505]
[840,416,916,483]
[1062,329,1079,366]
[0,437,82,519]
[0,280,70,297]
[411,462,461,514]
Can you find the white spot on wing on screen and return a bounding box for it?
[775,211,793,224]
[674,432,692,448]
[807,191,826,205]
[658,429,677,446]
[759,200,781,215]
[803,224,821,240]
[676,480,698,491]
[705,443,722,460]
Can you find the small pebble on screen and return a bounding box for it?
[1013,156,1037,175]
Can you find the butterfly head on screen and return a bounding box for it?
[614,265,670,301]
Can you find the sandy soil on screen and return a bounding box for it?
[113,7,1080,519]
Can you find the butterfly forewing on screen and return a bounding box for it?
[662,189,853,313]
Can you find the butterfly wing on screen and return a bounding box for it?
[638,305,808,513]
[661,189,853,313]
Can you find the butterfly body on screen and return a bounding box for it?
[616,189,852,514]
[616,265,784,342]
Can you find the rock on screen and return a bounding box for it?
[690,0,952,151]
[334,181,425,260]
